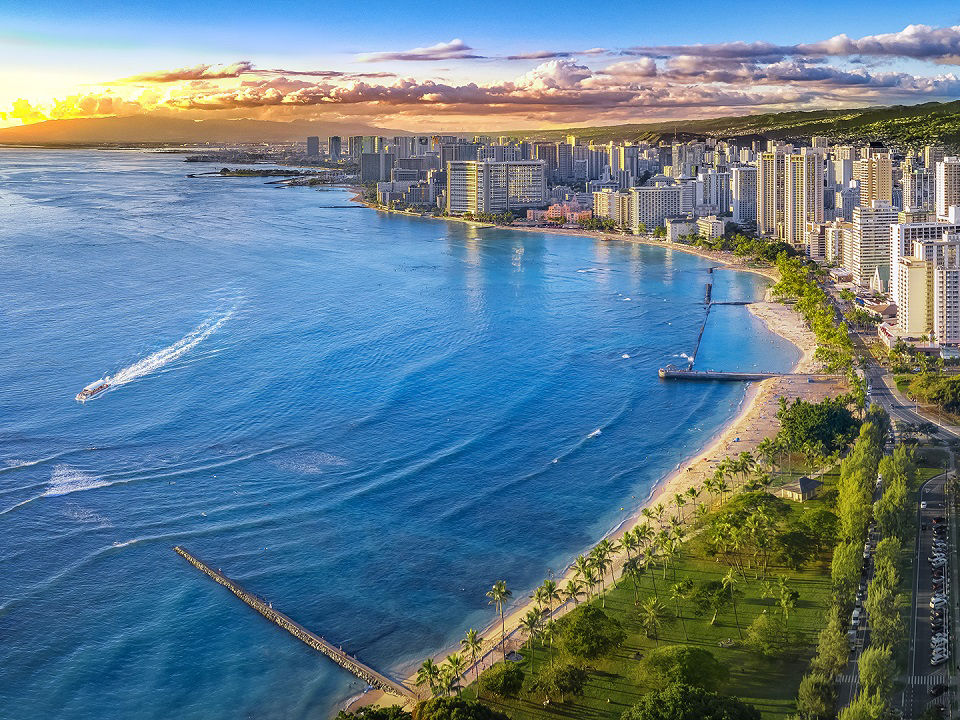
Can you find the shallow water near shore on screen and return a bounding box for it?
[0,148,799,719]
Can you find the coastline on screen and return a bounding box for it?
[342,196,837,715]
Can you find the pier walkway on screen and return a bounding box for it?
[173,546,414,698]
[659,366,841,382]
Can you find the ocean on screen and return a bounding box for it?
[0,148,799,719]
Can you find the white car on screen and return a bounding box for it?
[922,501,928,509]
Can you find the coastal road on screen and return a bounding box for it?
[901,472,951,719]
[864,363,956,718]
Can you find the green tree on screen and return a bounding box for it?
[485,581,512,661]
[519,608,544,666]
[796,672,836,720]
[671,580,694,640]
[416,658,441,699]
[476,663,523,699]
[442,653,466,696]
[460,629,482,685]
[836,691,885,720]
[336,707,411,720]
[620,683,761,720]
[639,597,672,646]
[412,697,510,720]
[558,605,626,659]
[857,645,894,697]
[636,646,729,692]
[525,662,588,703]
[745,611,795,658]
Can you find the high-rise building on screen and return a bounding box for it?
[849,202,899,289]
[811,136,830,149]
[890,216,960,302]
[306,136,319,157]
[445,160,546,215]
[902,164,935,212]
[698,169,730,215]
[360,149,396,183]
[924,145,947,170]
[730,165,757,226]
[327,136,342,161]
[757,148,786,236]
[593,189,632,227]
[893,231,960,342]
[936,157,960,221]
[629,185,682,231]
[854,151,893,207]
[784,149,825,250]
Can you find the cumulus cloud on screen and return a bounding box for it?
[356,38,483,62]
[627,24,960,64]
[120,61,256,83]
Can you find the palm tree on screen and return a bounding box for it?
[573,554,592,597]
[416,658,441,698]
[519,608,544,666]
[716,475,730,506]
[444,653,466,696]
[643,547,659,600]
[654,502,666,529]
[671,579,693,640]
[622,556,643,604]
[722,569,742,639]
[641,507,656,527]
[673,492,687,522]
[563,578,584,606]
[738,451,756,486]
[540,578,561,616]
[460,629,482,685]
[533,585,549,610]
[639,597,670,646]
[582,565,596,601]
[685,485,701,507]
[596,539,616,599]
[486,580,512,661]
[634,522,654,553]
[695,502,709,521]
[543,619,558,669]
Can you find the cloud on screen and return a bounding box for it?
[120,61,256,83]
[356,38,484,62]
[626,24,960,64]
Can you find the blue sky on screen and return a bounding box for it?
[3,2,960,130]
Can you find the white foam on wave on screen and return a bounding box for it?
[63,505,111,527]
[270,451,349,475]
[44,464,111,497]
[80,307,235,396]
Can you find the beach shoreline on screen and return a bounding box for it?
[340,197,834,716]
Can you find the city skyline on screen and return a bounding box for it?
[4,5,960,131]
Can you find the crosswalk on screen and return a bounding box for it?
[907,675,948,686]
[837,674,947,686]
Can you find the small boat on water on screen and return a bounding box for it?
[75,382,109,403]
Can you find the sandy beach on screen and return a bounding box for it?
[342,204,842,715]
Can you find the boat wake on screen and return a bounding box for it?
[76,308,234,401]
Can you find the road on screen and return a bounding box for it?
[901,471,951,719]
[863,362,955,718]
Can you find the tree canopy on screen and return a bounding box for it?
[636,646,729,692]
[621,683,761,720]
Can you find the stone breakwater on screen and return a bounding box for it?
[173,546,413,698]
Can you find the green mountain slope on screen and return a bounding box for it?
[502,100,960,148]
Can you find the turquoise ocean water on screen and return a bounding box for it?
[0,149,798,719]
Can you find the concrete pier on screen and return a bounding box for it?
[174,546,413,698]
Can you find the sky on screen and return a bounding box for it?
[3,1,960,131]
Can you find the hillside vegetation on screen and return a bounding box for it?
[503,101,960,149]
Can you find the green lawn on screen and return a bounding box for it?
[479,499,835,720]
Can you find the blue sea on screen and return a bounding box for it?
[0,149,799,719]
